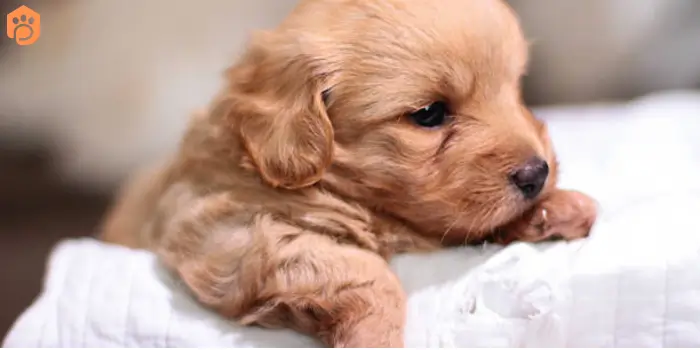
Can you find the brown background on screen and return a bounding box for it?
[0,0,111,338]
[0,150,110,338]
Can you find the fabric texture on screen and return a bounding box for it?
[5,91,700,347]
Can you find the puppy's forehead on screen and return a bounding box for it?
[288,0,527,104]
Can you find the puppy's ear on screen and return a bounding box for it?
[224,32,333,189]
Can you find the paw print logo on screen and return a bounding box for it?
[6,5,41,46]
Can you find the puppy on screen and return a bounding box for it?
[101,0,596,347]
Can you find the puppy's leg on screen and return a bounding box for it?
[496,190,597,244]
[156,190,405,348]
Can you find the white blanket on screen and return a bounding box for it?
[5,91,700,347]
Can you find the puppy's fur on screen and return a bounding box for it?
[101,0,596,347]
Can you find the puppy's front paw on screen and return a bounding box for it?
[495,190,597,245]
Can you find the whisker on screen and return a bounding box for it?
[440,210,465,244]
[464,197,504,246]
[463,201,492,245]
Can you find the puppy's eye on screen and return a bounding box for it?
[408,101,449,128]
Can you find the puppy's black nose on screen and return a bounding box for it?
[510,157,549,199]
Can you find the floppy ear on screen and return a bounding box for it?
[225,32,334,190]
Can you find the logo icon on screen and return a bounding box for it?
[7,5,40,46]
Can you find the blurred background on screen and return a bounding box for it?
[1,0,699,337]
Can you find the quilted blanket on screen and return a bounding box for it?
[4,91,700,347]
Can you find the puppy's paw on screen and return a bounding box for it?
[495,190,597,245]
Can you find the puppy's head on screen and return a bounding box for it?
[225,0,557,241]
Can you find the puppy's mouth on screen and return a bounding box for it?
[443,172,553,244]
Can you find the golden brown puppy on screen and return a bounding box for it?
[101,0,596,347]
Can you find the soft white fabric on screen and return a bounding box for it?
[5,91,700,347]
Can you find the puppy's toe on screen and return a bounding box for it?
[495,190,597,244]
[535,190,597,241]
